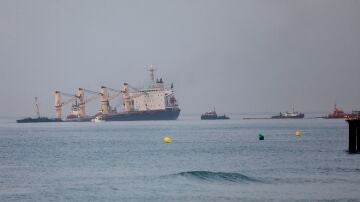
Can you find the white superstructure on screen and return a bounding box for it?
[126,66,178,112]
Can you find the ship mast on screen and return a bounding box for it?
[34,97,40,118]
[148,65,156,85]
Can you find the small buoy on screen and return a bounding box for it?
[295,130,301,137]
[258,133,264,140]
[164,136,172,143]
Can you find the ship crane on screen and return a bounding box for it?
[34,97,40,118]
[103,83,144,113]
[106,85,148,98]
[55,91,78,106]
[61,97,78,106]
[103,84,149,112]
[101,86,124,113]
[79,88,103,96]
[84,95,99,103]
[77,88,103,117]
[104,86,123,100]
[123,83,149,96]
[54,91,79,120]
[78,87,110,115]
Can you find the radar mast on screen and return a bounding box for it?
[148,65,157,85]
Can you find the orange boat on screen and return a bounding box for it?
[324,104,348,119]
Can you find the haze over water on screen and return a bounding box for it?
[0,0,360,117]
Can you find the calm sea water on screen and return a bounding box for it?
[0,115,359,201]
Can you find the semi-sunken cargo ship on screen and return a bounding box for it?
[98,67,180,121]
[271,108,304,119]
[53,67,180,122]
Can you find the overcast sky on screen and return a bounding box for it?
[1,0,359,117]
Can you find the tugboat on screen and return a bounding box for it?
[323,104,348,119]
[65,102,92,122]
[17,97,62,123]
[271,107,304,119]
[201,109,230,120]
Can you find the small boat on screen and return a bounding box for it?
[271,107,304,119]
[91,116,105,123]
[65,103,92,122]
[323,104,348,119]
[201,109,230,120]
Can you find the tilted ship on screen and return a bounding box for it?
[201,109,229,120]
[17,97,61,123]
[97,67,180,121]
[53,67,180,122]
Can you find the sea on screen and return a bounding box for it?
[0,114,359,201]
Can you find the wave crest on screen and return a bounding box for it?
[175,171,259,183]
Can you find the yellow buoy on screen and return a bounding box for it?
[164,136,172,143]
[295,130,301,137]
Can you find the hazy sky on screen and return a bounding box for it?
[1,0,359,117]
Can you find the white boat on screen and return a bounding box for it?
[91,116,105,123]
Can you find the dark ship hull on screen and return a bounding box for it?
[16,117,62,123]
[65,117,93,122]
[323,115,346,119]
[271,114,304,119]
[101,108,180,121]
[201,115,230,120]
[201,109,230,120]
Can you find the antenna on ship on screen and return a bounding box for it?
[148,64,157,84]
[34,97,40,118]
[334,100,338,111]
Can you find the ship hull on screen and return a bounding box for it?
[16,117,62,123]
[201,115,218,120]
[323,116,346,119]
[102,108,180,121]
[65,117,93,122]
[201,115,229,120]
[271,114,304,119]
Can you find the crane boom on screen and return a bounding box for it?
[109,91,122,100]
[79,88,102,95]
[61,97,77,106]
[56,91,78,98]
[127,83,148,95]
[84,95,99,103]
[104,86,121,93]
[103,86,124,100]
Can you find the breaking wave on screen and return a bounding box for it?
[173,171,260,183]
